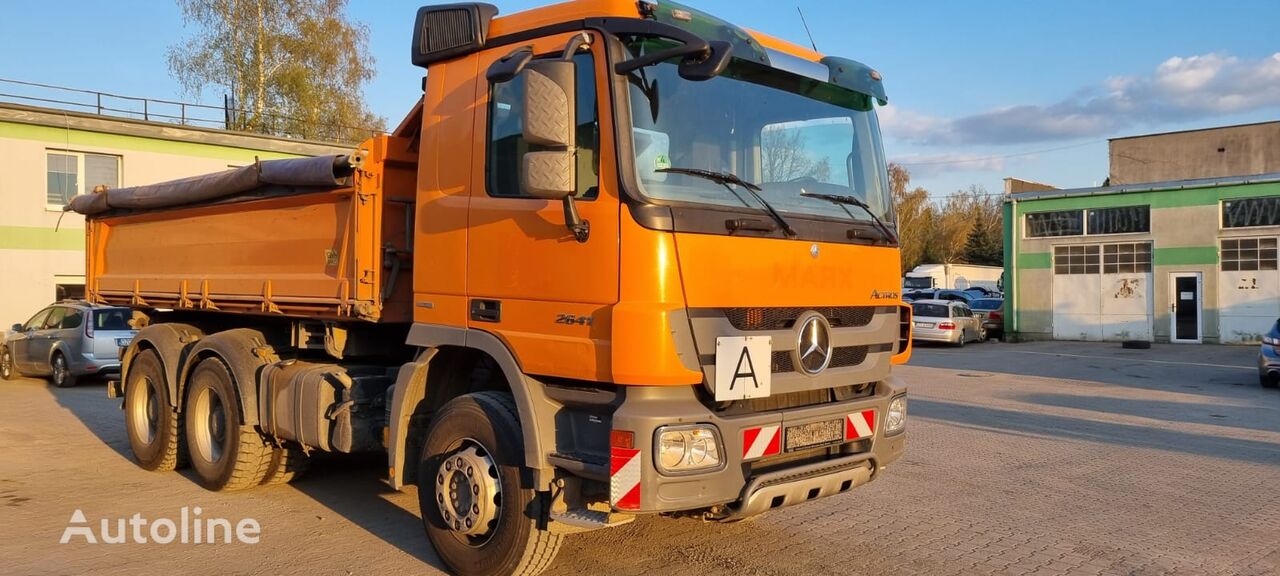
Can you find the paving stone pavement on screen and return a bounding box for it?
[0,341,1277,575]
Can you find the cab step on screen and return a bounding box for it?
[549,508,634,534]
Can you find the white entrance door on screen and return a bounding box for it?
[1170,272,1202,343]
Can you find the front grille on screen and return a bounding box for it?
[723,306,882,331]
[713,384,873,415]
[772,345,871,373]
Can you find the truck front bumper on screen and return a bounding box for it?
[609,376,906,518]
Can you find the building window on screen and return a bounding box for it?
[1221,237,1278,271]
[1027,210,1084,237]
[1222,197,1280,228]
[1053,245,1099,275]
[46,151,121,209]
[486,52,599,199]
[1102,242,1152,273]
[1087,206,1150,235]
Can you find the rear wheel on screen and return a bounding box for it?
[50,352,77,387]
[185,357,272,491]
[977,326,988,343]
[1262,373,1279,389]
[261,446,311,485]
[955,331,967,348]
[419,392,562,576]
[0,346,15,380]
[125,349,186,471]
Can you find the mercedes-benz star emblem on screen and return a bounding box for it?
[795,313,833,375]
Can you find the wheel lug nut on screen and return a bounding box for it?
[472,504,479,514]
[472,485,479,495]
[445,460,452,471]
[467,466,474,477]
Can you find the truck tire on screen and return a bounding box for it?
[185,357,272,491]
[50,352,77,387]
[261,446,311,486]
[418,391,562,576]
[124,349,186,471]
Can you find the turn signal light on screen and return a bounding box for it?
[610,429,634,449]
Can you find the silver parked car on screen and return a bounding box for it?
[910,299,985,346]
[1,302,137,387]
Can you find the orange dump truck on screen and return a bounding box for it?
[77,2,910,574]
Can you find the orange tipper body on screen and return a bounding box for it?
[81,2,910,573]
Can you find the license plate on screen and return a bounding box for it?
[784,419,845,452]
[914,321,933,328]
[116,338,132,347]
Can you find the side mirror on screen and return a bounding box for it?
[519,59,577,202]
[11,323,24,332]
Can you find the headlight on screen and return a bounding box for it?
[1264,336,1278,346]
[655,425,722,474]
[885,395,907,435]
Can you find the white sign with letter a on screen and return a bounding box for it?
[714,336,772,401]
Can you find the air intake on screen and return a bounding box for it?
[411,3,499,68]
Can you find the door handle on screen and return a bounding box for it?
[470,299,502,323]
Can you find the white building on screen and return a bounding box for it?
[0,102,347,326]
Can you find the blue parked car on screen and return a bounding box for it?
[1259,319,1280,389]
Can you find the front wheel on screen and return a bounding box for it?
[418,392,562,576]
[0,347,16,380]
[50,352,77,387]
[978,326,988,343]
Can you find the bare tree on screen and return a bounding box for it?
[762,129,831,182]
[168,0,383,142]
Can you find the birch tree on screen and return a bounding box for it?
[167,0,383,142]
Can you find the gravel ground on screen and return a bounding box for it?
[1,340,1277,575]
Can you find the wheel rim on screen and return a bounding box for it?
[1,349,11,378]
[434,438,502,545]
[53,356,66,384]
[127,376,160,445]
[190,385,228,464]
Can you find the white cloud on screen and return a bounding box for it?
[881,52,1280,146]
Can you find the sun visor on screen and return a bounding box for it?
[821,56,888,105]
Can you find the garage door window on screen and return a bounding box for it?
[1102,242,1152,273]
[1053,245,1099,275]
[1221,237,1278,271]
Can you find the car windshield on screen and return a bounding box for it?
[970,299,1003,311]
[94,308,131,330]
[912,303,949,318]
[623,41,893,225]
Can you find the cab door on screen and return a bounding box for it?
[467,33,620,381]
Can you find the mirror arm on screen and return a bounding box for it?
[560,32,592,61]
[562,195,590,243]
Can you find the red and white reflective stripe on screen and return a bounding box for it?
[846,409,876,440]
[741,424,781,461]
[610,446,641,510]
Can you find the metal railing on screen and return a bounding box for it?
[0,77,381,144]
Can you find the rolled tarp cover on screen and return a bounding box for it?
[66,154,356,216]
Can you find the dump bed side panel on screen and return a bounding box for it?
[86,135,417,323]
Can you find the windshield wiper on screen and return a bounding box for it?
[799,191,899,245]
[658,167,797,237]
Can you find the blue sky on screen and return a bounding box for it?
[3,0,1280,198]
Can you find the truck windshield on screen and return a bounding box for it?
[623,42,894,226]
